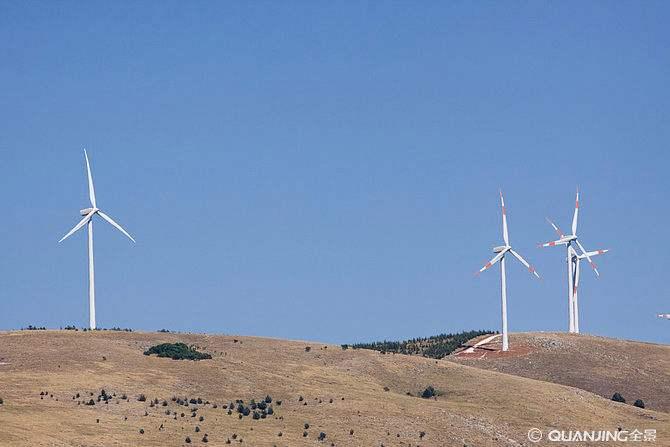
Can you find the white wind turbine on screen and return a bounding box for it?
[477,191,540,352]
[540,189,607,333]
[59,150,135,330]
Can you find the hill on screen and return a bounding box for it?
[0,330,667,446]
[450,332,670,413]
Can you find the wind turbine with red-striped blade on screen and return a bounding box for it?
[540,189,608,333]
[476,191,541,352]
[58,149,135,330]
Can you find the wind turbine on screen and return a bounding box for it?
[59,150,135,330]
[571,247,608,333]
[540,189,607,333]
[477,191,540,352]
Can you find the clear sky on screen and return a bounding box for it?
[1,2,669,344]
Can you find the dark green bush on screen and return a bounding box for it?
[143,343,212,361]
[634,399,645,408]
[421,386,437,399]
[612,393,626,403]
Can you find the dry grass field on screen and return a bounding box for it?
[450,332,670,413]
[0,330,667,446]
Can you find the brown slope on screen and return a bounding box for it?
[0,330,666,447]
[450,332,670,413]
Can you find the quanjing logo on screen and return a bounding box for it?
[528,428,657,443]
[528,428,543,442]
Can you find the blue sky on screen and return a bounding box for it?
[1,2,668,344]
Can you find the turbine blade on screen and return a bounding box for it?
[500,190,509,245]
[538,238,568,248]
[59,211,94,243]
[84,149,97,208]
[509,248,540,279]
[573,257,581,296]
[546,217,564,238]
[575,240,599,277]
[578,249,609,259]
[571,188,579,235]
[476,250,506,275]
[98,211,136,243]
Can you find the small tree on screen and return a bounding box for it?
[634,399,645,409]
[612,393,626,403]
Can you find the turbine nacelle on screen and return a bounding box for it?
[493,245,509,253]
[80,207,98,216]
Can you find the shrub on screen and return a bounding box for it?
[421,386,437,399]
[419,431,426,439]
[303,431,308,437]
[305,346,311,352]
[341,344,349,350]
[137,394,146,402]
[195,426,200,433]
[139,429,144,434]
[634,399,645,409]
[143,343,212,361]
[318,432,327,441]
[304,423,310,429]
[86,399,95,406]
[0,397,3,405]
[612,393,626,403]
[185,437,191,444]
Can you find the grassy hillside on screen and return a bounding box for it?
[450,332,670,413]
[0,330,666,446]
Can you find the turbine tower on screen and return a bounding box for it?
[59,150,135,330]
[477,191,540,352]
[540,189,607,333]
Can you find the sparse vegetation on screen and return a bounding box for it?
[143,343,212,361]
[351,330,493,359]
